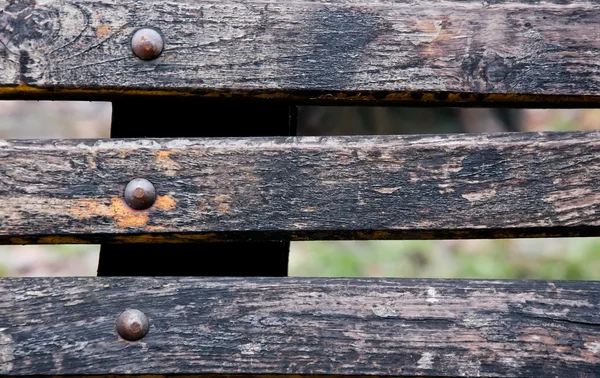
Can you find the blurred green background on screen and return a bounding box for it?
[1,102,599,279]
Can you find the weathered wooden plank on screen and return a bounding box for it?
[1,0,600,105]
[3,132,600,243]
[0,277,599,377]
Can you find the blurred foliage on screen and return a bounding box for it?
[289,238,600,279]
[0,245,99,277]
[298,107,522,135]
[0,101,111,139]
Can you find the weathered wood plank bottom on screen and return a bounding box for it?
[3,132,600,243]
[3,87,600,108]
[0,277,598,377]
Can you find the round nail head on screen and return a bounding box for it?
[116,309,149,341]
[124,178,156,210]
[131,28,164,60]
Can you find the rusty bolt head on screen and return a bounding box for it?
[131,28,164,60]
[124,178,156,210]
[116,309,149,341]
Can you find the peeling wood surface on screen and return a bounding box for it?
[0,277,599,377]
[2,132,600,243]
[0,0,600,104]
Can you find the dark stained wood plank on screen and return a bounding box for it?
[97,98,296,276]
[2,131,600,243]
[1,277,599,377]
[0,0,600,105]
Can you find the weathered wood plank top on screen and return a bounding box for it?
[1,277,599,377]
[2,132,600,243]
[1,0,600,104]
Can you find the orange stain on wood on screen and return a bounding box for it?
[213,195,232,214]
[9,237,30,244]
[71,197,150,228]
[70,195,177,228]
[217,203,230,214]
[155,150,180,175]
[112,233,219,243]
[172,233,218,241]
[37,236,88,244]
[156,150,173,160]
[113,234,172,243]
[155,195,177,210]
[96,25,112,38]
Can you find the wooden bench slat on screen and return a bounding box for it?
[1,132,600,243]
[1,0,600,104]
[1,277,598,377]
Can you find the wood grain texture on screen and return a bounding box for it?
[1,277,599,377]
[3,132,600,243]
[1,0,600,104]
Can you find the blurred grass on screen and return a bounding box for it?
[0,245,99,277]
[289,238,600,279]
[1,102,600,279]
